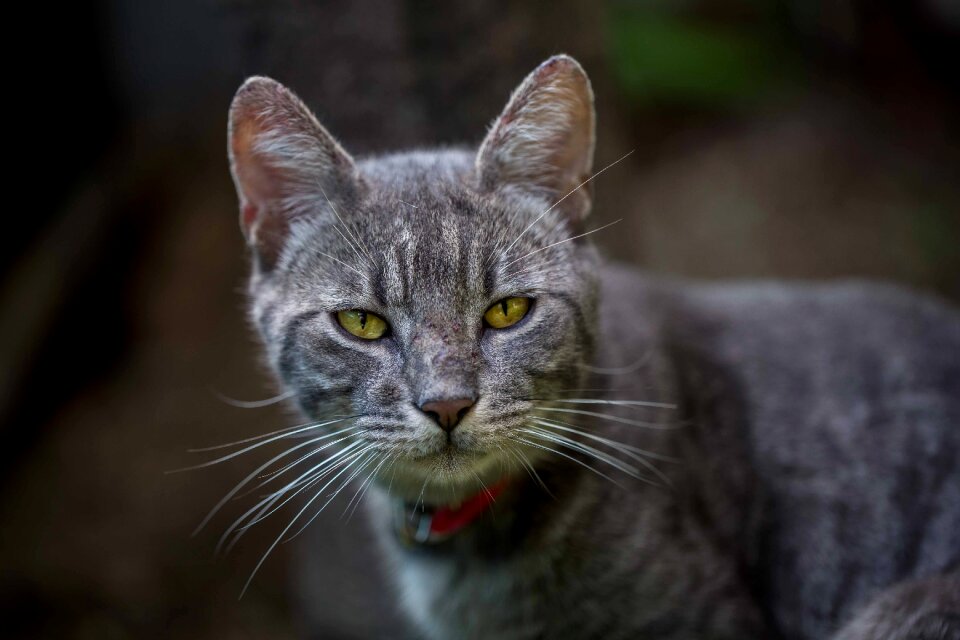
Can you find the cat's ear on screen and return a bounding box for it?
[476,55,596,222]
[228,76,361,270]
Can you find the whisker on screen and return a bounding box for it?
[511,446,553,497]
[533,406,681,430]
[344,447,396,521]
[580,357,650,375]
[553,388,624,393]
[502,218,622,271]
[218,440,369,555]
[387,450,401,496]
[511,435,624,488]
[532,398,676,410]
[234,440,368,532]
[223,441,370,554]
[318,251,367,279]
[254,445,332,482]
[239,447,376,599]
[471,470,495,505]
[317,179,376,267]
[231,430,361,500]
[496,250,566,280]
[497,149,635,260]
[332,223,372,271]
[522,426,649,483]
[414,473,431,514]
[530,417,679,463]
[177,416,356,461]
[214,390,294,409]
[529,421,674,488]
[502,444,550,496]
[338,450,384,519]
[185,418,339,454]
[189,423,356,535]
[344,463,385,522]
[281,449,379,543]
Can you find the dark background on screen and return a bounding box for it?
[2,1,958,638]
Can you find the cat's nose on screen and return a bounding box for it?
[419,397,476,432]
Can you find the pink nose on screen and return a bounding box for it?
[419,397,476,432]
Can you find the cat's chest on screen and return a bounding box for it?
[391,549,537,640]
[387,545,554,640]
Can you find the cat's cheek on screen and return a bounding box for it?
[367,377,405,405]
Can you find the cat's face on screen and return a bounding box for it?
[229,56,598,503]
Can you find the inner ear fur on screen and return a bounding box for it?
[476,55,596,223]
[228,76,361,270]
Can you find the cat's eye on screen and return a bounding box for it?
[484,297,531,329]
[336,309,389,340]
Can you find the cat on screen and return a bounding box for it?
[224,55,960,639]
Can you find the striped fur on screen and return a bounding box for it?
[228,56,960,639]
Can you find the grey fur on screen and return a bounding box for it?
[228,56,960,639]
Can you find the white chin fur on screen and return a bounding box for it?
[375,449,508,506]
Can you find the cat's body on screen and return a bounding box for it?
[225,56,960,639]
[367,264,960,640]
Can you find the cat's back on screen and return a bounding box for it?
[600,265,960,638]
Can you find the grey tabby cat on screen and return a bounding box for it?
[225,55,960,639]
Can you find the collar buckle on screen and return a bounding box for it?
[394,502,442,545]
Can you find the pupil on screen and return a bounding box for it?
[358,311,367,329]
[501,300,509,316]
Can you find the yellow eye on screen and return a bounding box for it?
[336,309,389,340]
[484,297,531,329]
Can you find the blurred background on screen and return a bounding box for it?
[2,1,958,638]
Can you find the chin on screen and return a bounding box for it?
[377,445,511,506]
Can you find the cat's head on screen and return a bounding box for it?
[228,55,599,503]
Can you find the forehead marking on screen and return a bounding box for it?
[383,241,403,304]
[440,217,461,277]
[404,230,418,299]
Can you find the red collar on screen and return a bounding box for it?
[395,478,509,545]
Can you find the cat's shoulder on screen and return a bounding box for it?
[599,261,960,346]
[597,261,960,404]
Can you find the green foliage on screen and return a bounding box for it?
[607,4,797,108]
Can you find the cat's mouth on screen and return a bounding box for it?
[358,407,536,504]
[405,444,490,473]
